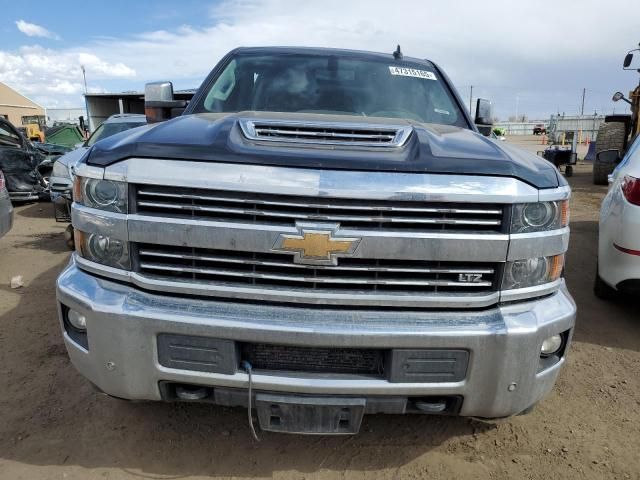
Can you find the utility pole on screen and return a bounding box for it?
[580,88,585,116]
[81,65,88,94]
[81,65,89,135]
[469,85,473,115]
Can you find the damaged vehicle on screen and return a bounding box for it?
[0,117,49,202]
[32,142,72,189]
[57,47,576,436]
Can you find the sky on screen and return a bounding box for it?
[1,0,639,120]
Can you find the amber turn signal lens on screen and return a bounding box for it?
[549,254,564,281]
[74,229,85,254]
[559,200,570,227]
[73,176,82,202]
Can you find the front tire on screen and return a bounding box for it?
[594,270,618,301]
[593,122,626,185]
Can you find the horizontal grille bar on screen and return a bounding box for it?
[139,262,493,287]
[137,190,503,215]
[138,249,495,274]
[136,200,501,226]
[136,244,499,295]
[135,186,505,232]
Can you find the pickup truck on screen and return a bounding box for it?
[56,46,576,435]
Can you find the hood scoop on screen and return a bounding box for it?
[239,119,413,148]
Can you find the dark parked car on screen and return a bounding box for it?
[0,169,13,239]
[533,124,547,135]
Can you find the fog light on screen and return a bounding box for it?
[67,309,87,330]
[541,334,563,356]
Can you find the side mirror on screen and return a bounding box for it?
[623,52,633,68]
[612,91,624,102]
[144,81,187,123]
[596,149,621,165]
[474,98,493,136]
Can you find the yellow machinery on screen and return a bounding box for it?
[20,115,46,143]
[593,43,640,184]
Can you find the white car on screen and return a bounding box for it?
[596,137,640,299]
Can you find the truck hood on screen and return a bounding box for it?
[85,112,561,189]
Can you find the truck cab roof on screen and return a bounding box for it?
[229,46,437,66]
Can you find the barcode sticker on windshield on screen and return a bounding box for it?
[388,66,437,80]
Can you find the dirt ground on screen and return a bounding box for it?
[0,136,638,479]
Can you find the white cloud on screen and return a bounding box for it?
[90,0,640,110]
[0,46,136,107]
[77,53,135,77]
[3,0,640,116]
[15,20,60,40]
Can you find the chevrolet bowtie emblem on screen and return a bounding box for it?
[273,223,361,265]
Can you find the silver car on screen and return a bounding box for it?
[50,114,146,247]
[49,113,147,199]
[0,170,13,239]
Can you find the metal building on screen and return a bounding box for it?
[84,89,196,131]
[46,108,86,126]
[0,81,45,127]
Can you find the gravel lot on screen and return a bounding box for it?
[0,136,638,479]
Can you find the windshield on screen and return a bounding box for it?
[192,53,467,127]
[86,121,145,147]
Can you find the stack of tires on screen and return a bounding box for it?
[593,122,626,185]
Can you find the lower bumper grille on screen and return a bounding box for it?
[240,343,385,376]
[156,334,470,383]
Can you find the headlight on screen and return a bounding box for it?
[52,161,71,179]
[73,177,127,213]
[502,254,564,290]
[511,200,569,233]
[74,230,131,270]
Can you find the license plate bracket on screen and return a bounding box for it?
[255,394,365,435]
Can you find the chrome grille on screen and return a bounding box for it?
[239,119,413,147]
[136,244,499,295]
[135,186,505,232]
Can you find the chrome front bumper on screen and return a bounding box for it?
[56,258,576,419]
